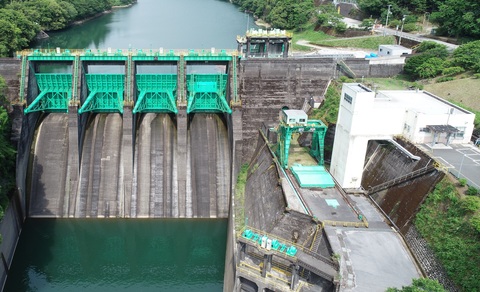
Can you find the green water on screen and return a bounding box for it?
[34,0,259,49]
[4,219,227,292]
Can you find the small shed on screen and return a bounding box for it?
[281,109,308,126]
[378,45,412,57]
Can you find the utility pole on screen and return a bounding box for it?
[398,15,407,45]
[384,5,392,36]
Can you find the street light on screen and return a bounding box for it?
[423,12,430,33]
[398,15,407,45]
[384,5,392,36]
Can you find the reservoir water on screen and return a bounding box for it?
[34,0,259,49]
[8,0,257,290]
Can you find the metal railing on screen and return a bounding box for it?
[368,165,436,194]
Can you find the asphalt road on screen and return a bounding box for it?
[420,144,480,189]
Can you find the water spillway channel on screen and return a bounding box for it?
[133,113,230,218]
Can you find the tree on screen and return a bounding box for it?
[386,278,446,292]
[316,4,343,29]
[452,40,480,73]
[415,57,444,78]
[430,0,480,38]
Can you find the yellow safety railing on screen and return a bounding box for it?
[322,219,369,228]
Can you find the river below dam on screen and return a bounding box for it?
[4,219,227,291]
[8,0,257,290]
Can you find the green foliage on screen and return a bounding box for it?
[234,164,249,231]
[360,18,375,30]
[313,36,396,50]
[470,213,480,233]
[431,0,480,38]
[0,0,136,56]
[316,4,342,29]
[452,40,480,73]
[386,278,446,292]
[388,19,401,29]
[415,180,480,290]
[402,23,418,33]
[458,178,467,187]
[474,73,480,79]
[0,76,15,217]
[238,0,315,30]
[335,22,347,34]
[466,186,479,196]
[309,82,341,125]
[441,66,464,76]
[415,57,444,78]
[405,43,450,79]
[461,196,480,213]
[436,76,453,83]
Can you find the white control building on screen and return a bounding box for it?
[331,83,475,189]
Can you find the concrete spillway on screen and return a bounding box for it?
[77,113,123,218]
[189,114,230,218]
[133,113,230,218]
[133,113,177,217]
[27,112,231,219]
[29,114,69,217]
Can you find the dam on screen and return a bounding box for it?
[19,48,235,219]
[1,35,427,291]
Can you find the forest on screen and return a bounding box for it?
[232,0,480,40]
[0,0,136,57]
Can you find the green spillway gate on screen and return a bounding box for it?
[24,74,72,114]
[186,74,232,114]
[133,74,178,114]
[78,74,125,114]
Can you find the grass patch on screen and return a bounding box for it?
[415,179,480,291]
[309,81,342,125]
[234,164,249,231]
[291,25,335,51]
[360,77,417,90]
[312,35,396,50]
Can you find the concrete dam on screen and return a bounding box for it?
[2,44,421,291]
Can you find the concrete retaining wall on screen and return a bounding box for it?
[362,138,444,232]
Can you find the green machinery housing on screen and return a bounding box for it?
[276,109,335,188]
[18,48,239,115]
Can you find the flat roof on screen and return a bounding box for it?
[345,83,372,93]
[379,45,411,50]
[374,90,473,115]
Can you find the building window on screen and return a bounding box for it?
[344,93,353,104]
[419,127,430,133]
[455,127,465,139]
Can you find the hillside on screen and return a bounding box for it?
[424,78,480,112]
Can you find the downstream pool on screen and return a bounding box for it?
[4,219,227,292]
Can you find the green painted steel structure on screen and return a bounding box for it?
[78,74,124,114]
[24,74,72,114]
[133,74,178,114]
[277,120,327,169]
[19,48,239,115]
[186,74,232,114]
